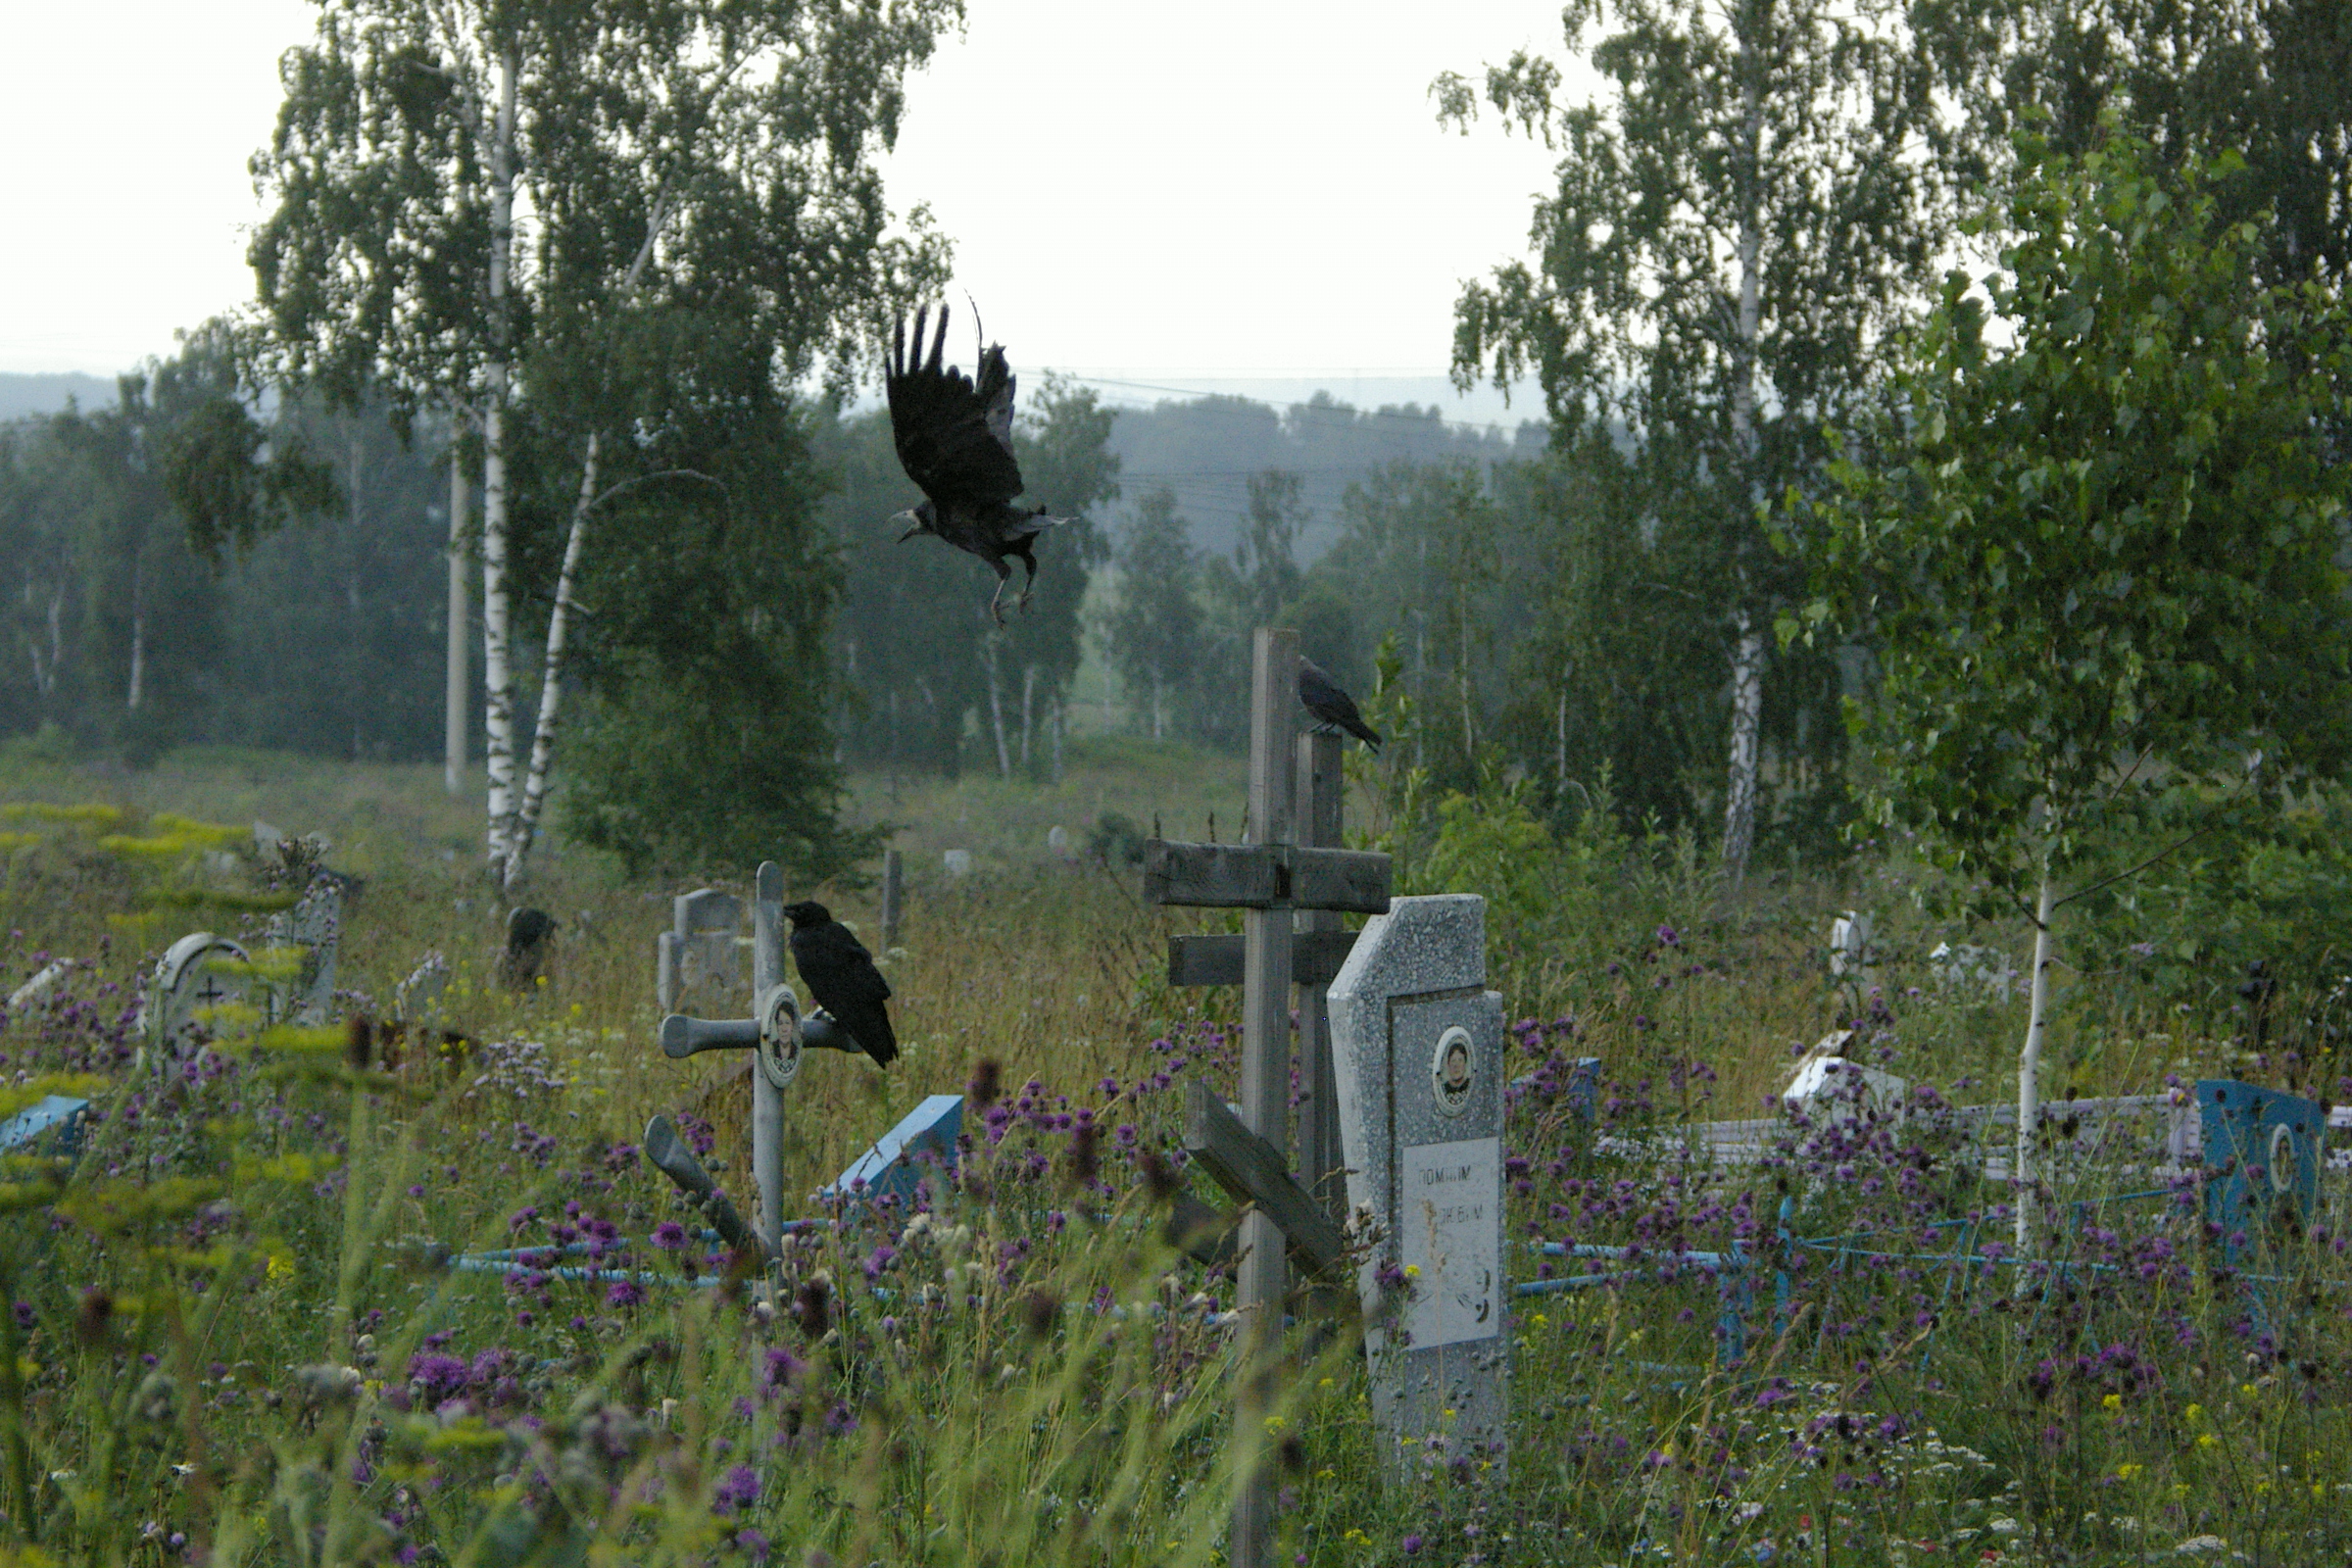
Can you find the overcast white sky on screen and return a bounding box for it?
[2,1,1582,412]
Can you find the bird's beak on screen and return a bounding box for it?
[891,509,922,543]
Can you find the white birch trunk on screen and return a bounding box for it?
[1720,13,1767,882]
[507,430,600,887]
[2015,870,2057,1248]
[126,614,144,711]
[446,448,469,797]
[1020,662,1037,769]
[1555,675,1569,797]
[479,52,521,878]
[1722,617,1765,875]
[985,639,1012,778]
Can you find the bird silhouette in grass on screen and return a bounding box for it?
[782,902,898,1067]
[1298,659,1382,751]
[884,303,1066,624]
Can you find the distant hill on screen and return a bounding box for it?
[0,371,118,423]
[1091,387,1546,563]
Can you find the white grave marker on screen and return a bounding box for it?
[141,933,262,1062]
[1329,894,1508,1476]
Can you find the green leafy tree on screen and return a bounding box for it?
[992,378,1119,779]
[1437,0,1955,877]
[252,0,952,885]
[1957,0,2352,294]
[1102,486,1203,740]
[1793,129,2352,1240]
[0,324,333,761]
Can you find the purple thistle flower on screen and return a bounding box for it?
[713,1463,760,1513]
[607,1280,644,1308]
[652,1221,688,1251]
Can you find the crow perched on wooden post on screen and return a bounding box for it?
[782,902,899,1067]
[884,305,1065,623]
[1298,659,1381,751]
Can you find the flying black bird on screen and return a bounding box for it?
[884,304,1066,623]
[1298,659,1382,751]
[782,901,898,1067]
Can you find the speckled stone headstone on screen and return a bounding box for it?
[659,889,743,1015]
[1328,894,1507,1480]
[264,882,341,1025]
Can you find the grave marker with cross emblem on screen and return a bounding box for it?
[1141,627,1392,1568]
[141,932,265,1063]
[652,860,871,1259]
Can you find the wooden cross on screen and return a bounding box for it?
[1140,626,1392,1568]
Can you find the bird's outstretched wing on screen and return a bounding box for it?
[886,305,1025,508]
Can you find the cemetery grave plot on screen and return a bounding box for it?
[11,716,2352,1562]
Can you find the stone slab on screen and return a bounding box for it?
[1327,894,1508,1478]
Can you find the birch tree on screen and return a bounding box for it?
[1795,131,2352,1244]
[1436,0,1952,878]
[253,0,953,887]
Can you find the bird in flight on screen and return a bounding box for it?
[884,304,1065,623]
[1298,659,1382,751]
[782,901,898,1067]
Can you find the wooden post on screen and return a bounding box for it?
[1234,627,1296,1568]
[750,861,785,1259]
[880,849,904,951]
[1295,730,1344,1217]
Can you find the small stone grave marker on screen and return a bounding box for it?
[1328,894,1507,1478]
[395,952,451,1029]
[265,881,342,1024]
[658,889,744,1015]
[142,932,263,1061]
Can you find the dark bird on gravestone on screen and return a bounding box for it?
[782,902,899,1067]
[1298,659,1382,751]
[884,304,1068,624]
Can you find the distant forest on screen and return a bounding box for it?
[0,368,1545,780]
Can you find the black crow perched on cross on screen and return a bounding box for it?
[1298,658,1382,751]
[782,901,899,1067]
[884,304,1066,624]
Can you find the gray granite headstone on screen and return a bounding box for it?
[142,932,262,1062]
[1328,894,1507,1479]
[658,889,743,1014]
[263,881,341,1025]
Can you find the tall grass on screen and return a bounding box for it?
[0,756,2348,1564]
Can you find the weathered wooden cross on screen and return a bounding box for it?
[1141,627,1391,1568]
[653,860,865,1260]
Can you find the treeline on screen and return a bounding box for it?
[0,334,457,765]
[5,0,2346,891]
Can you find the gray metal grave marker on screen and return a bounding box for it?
[1328,894,1508,1477]
[657,889,744,1016]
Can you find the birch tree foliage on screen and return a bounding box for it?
[1794,129,2352,895]
[250,0,956,886]
[1434,0,1952,876]
[1789,131,2352,1234]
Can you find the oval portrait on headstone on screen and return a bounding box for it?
[1431,1024,1476,1116]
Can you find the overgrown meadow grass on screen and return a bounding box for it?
[0,748,2348,1564]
